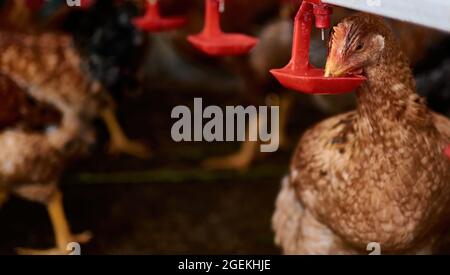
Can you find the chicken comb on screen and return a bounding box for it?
[329,24,347,51]
[444,145,450,159]
[332,24,346,42]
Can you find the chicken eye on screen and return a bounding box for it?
[355,43,364,51]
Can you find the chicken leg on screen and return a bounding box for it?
[17,190,91,255]
[203,93,292,171]
[203,138,259,172]
[202,106,260,172]
[101,108,151,159]
[267,93,293,150]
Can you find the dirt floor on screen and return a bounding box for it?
[0,83,326,255]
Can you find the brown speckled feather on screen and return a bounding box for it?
[0,31,110,118]
[0,73,61,131]
[0,32,96,204]
[273,14,450,254]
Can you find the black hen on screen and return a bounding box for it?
[416,37,450,116]
[63,0,147,99]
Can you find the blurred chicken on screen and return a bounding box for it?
[0,72,93,254]
[273,14,450,254]
[64,0,147,99]
[0,0,150,158]
[0,0,148,254]
[416,37,450,116]
[202,0,296,171]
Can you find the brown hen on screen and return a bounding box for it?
[0,72,93,254]
[273,13,450,254]
[202,0,296,171]
[0,30,149,158]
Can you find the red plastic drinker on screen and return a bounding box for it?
[187,0,259,56]
[270,0,366,94]
[133,0,187,32]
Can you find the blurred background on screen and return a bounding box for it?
[0,0,448,254]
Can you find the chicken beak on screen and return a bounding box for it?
[324,56,344,77]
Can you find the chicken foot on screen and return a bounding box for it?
[203,138,259,172]
[17,191,92,255]
[101,108,151,159]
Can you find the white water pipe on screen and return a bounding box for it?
[322,0,450,33]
